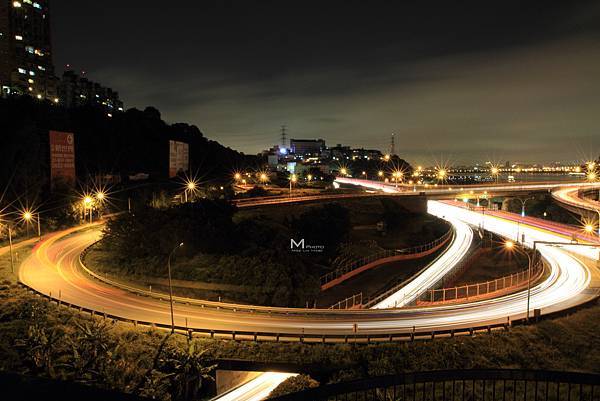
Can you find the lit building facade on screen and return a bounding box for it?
[290,138,326,156]
[0,0,58,101]
[58,70,123,112]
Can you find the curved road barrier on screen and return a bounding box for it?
[320,229,453,290]
[417,257,545,305]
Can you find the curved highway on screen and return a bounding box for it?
[17,189,600,400]
[19,202,598,337]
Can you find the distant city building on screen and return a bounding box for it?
[58,70,123,112]
[351,148,383,160]
[0,0,58,100]
[290,138,326,156]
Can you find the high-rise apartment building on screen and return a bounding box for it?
[0,0,58,100]
[59,70,123,112]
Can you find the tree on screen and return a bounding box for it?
[269,374,319,398]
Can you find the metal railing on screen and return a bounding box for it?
[328,293,363,310]
[269,369,600,401]
[418,258,545,304]
[320,229,453,287]
[361,230,457,309]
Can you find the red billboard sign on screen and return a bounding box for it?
[49,131,76,186]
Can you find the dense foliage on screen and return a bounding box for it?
[100,201,352,306]
[269,374,320,398]
[0,96,258,202]
[0,285,215,401]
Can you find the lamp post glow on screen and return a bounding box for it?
[22,210,32,237]
[83,195,93,223]
[340,168,347,176]
[289,174,297,197]
[491,166,500,183]
[378,170,384,180]
[505,240,534,323]
[437,169,447,182]
[515,197,534,217]
[184,180,196,203]
[167,242,183,333]
[584,224,594,234]
[259,173,269,186]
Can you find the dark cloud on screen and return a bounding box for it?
[50,1,600,163]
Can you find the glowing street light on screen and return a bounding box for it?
[234,172,242,181]
[490,166,500,183]
[584,224,594,234]
[361,171,367,179]
[377,170,384,180]
[307,174,313,181]
[95,191,105,201]
[82,195,94,223]
[383,154,390,161]
[289,174,297,197]
[340,168,348,176]
[183,179,199,203]
[504,240,514,250]
[437,169,447,181]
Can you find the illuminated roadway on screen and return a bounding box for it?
[16,181,600,400]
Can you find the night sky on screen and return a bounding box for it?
[51,1,600,164]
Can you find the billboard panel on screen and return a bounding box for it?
[169,140,189,177]
[49,131,76,186]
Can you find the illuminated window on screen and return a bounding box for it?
[18,68,26,74]
[36,94,42,99]
[25,46,34,53]
[15,35,23,41]
[23,0,32,3]
[37,65,45,70]
[34,49,44,56]
[33,2,41,9]
[29,70,35,76]
[13,1,21,7]
[28,78,34,83]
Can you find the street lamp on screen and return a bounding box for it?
[83,195,93,223]
[167,242,184,333]
[234,172,242,181]
[289,174,297,197]
[361,171,367,179]
[259,172,269,185]
[437,169,447,182]
[307,174,313,182]
[491,166,500,183]
[505,240,534,323]
[515,197,534,217]
[184,180,197,203]
[378,170,384,180]
[340,168,347,176]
